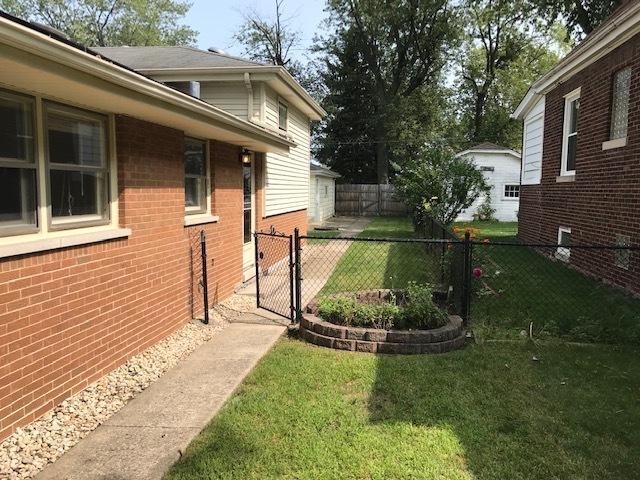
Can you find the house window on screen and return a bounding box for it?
[278,102,288,131]
[556,227,571,262]
[561,88,580,176]
[480,166,495,172]
[615,234,631,270]
[45,103,109,228]
[504,184,520,198]
[0,90,37,236]
[324,185,328,197]
[184,137,208,214]
[611,67,631,140]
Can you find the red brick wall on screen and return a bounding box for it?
[0,117,257,441]
[518,33,640,293]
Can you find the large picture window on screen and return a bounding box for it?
[561,88,580,176]
[0,90,37,235]
[184,137,208,214]
[45,103,109,228]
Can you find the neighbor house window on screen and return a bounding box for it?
[45,103,109,228]
[504,184,520,198]
[0,90,37,236]
[184,137,208,214]
[278,102,288,131]
[611,67,631,140]
[561,88,580,176]
[557,227,571,262]
[324,185,328,197]
[615,234,631,270]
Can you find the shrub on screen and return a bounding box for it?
[316,283,448,331]
[400,282,449,329]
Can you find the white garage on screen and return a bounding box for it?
[309,163,340,223]
[455,143,521,222]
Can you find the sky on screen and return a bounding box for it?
[183,0,327,61]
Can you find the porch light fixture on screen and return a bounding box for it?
[241,149,252,165]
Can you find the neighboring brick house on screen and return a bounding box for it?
[513,1,640,295]
[0,12,322,442]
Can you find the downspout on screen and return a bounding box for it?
[244,72,254,123]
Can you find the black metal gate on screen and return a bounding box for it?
[254,230,295,320]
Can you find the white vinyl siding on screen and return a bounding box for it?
[521,96,545,185]
[263,87,310,216]
[309,173,336,222]
[456,152,521,222]
[199,82,249,119]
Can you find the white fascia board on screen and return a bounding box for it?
[0,17,294,150]
[513,4,640,120]
[456,149,521,159]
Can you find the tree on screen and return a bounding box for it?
[455,1,567,148]
[320,0,459,184]
[233,0,305,78]
[0,0,197,46]
[534,0,622,38]
[395,145,488,225]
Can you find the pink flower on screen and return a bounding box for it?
[473,267,483,279]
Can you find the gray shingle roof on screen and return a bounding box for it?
[93,46,265,70]
[468,142,512,151]
[310,163,341,178]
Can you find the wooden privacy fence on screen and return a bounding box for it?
[335,184,409,216]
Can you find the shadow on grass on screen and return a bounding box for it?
[368,343,640,479]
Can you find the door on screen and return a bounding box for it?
[242,156,255,280]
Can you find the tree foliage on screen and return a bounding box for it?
[533,0,622,38]
[395,146,488,225]
[318,0,459,184]
[0,0,197,46]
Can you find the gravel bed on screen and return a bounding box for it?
[0,297,247,480]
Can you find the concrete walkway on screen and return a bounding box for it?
[37,323,285,480]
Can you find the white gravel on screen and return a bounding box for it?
[0,296,254,480]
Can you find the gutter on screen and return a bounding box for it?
[0,14,294,149]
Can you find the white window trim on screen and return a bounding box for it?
[502,184,520,201]
[560,87,581,177]
[556,227,571,262]
[184,137,212,219]
[0,88,124,255]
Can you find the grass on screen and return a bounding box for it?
[166,338,640,480]
[319,217,441,296]
[454,221,640,345]
[306,229,341,245]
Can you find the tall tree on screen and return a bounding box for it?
[234,0,305,77]
[0,0,197,46]
[455,1,566,148]
[320,0,459,184]
[534,0,622,38]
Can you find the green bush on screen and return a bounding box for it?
[316,283,448,330]
[400,282,449,329]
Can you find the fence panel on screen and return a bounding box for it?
[335,184,409,216]
[469,242,640,342]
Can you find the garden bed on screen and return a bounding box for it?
[302,289,466,354]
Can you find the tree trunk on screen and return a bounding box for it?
[375,89,389,184]
[472,89,487,143]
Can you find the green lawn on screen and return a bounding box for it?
[455,221,640,345]
[317,217,441,296]
[306,229,341,245]
[166,338,640,480]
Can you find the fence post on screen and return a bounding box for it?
[200,230,209,325]
[288,234,295,322]
[294,228,303,322]
[461,231,472,327]
[254,233,260,310]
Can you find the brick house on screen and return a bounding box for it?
[513,1,640,294]
[0,12,323,442]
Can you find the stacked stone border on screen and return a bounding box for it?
[299,315,466,354]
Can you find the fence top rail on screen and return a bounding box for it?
[300,234,640,250]
[255,231,291,238]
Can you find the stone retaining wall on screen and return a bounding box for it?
[299,315,466,354]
